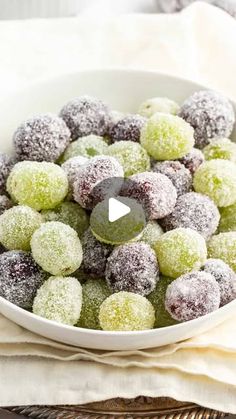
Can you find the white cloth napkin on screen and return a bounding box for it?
[1,1,236,413]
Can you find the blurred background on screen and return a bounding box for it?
[0,0,235,19]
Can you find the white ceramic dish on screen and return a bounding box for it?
[0,69,236,351]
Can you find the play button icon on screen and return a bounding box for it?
[108,198,131,222]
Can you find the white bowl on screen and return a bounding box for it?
[0,69,236,351]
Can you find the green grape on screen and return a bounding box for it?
[99,291,155,331]
[208,232,236,272]
[148,276,178,328]
[7,161,68,210]
[219,203,236,232]
[203,138,236,163]
[107,140,150,177]
[154,227,207,278]
[78,278,111,330]
[139,221,163,248]
[90,197,146,245]
[31,221,83,276]
[33,276,82,325]
[0,205,42,251]
[61,135,108,162]
[140,113,194,160]
[139,97,180,118]
[193,159,236,207]
[41,201,89,238]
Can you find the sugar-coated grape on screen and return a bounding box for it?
[105,242,159,296]
[90,196,146,245]
[61,135,108,162]
[208,232,236,272]
[13,114,71,162]
[179,147,204,174]
[99,291,155,331]
[78,279,111,330]
[154,227,207,278]
[81,228,113,277]
[203,259,236,306]
[107,140,150,177]
[139,97,180,118]
[41,201,89,239]
[0,195,13,215]
[193,159,236,207]
[179,90,235,149]
[148,276,178,328]
[0,153,16,194]
[203,138,236,163]
[33,276,82,325]
[121,172,177,220]
[73,156,124,210]
[139,221,163,248]
[0,250,46,309]
[0,205,42,251]
[60,96,112,140]
[140,113,194,160]
[165,271,220,322]
[109,114,147,143]
[219,202,236,232]
[7,161,68,210]
[31,221,83,276]
[160,192,220,239]
[152,160,192,197]
[61,155,88,198]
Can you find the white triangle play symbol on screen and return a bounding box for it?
[108,198,131,223]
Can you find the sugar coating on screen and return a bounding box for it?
[81,228,113,277]
[140,113,194,160]
[121,172,177,220]
[139,221,163,248]
[0,250,46,309]
[109,114,147,143]
[106,242,159,296]
[203,259,236,306]
[99,291,155,331]
[107,140,150,177]
[31,221,83,276]
[0,153,16,194]
[0,205,42,251]
[160,192,220,240]
[41,202,89,239]
[73,156,123,209]
[61,135,108,162]
[61,155,88,198]
[179,90,235,149]
[178,147,204,174]
[139,97,180,118]
[219,202,236,232]
[165,271,220,322]
[193,159,236,207]
[203,138,236,163]
[59,96,112,140]
[7,161,68,211]
[152,160,192,197]
[0,195,13,215]
[33,276,82,325]
[208,232,236,272]
[154,227,207,278]
[90,196,146,245]
[78,279,111,330]
[13,114,71,163]
[148,276,178,328]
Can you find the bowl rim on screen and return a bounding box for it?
[1,67,236,339]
